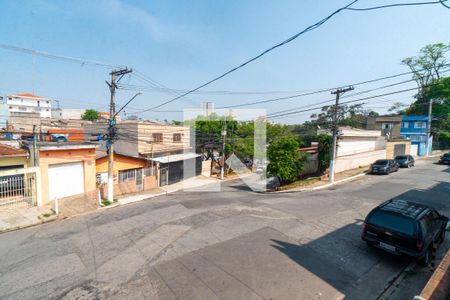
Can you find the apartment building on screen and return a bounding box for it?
[4,93,51,118]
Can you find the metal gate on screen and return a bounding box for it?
[160,167,168,187]
[0,167,41,209]
[136,168,143,191]
[394,144,406,157]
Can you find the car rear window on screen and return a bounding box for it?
[443,154,450,158]
[374,160,389,165]
[368,211,416,236]
[395,155,408,160]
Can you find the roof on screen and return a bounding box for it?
[378,199,429,219]
[150,152,200,164]
[12,93,46,99]
[35,142,97,151]
[95,149,147,160]
[402,116,429,121]
[0,143,28,158]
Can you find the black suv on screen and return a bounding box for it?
[370,159,399,175]
[438,153,450,165]
[395,155,415,168]
[362,199,448,266]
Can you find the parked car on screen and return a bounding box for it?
[370,159,399,174]
[362,199,449,266]
[438,153,450,165]
[394,155,415,168]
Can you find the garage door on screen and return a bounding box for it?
[48,162,84,200]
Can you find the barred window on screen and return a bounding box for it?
[118,169,139,182]
[153,133,163,143]
[173,133,182,142]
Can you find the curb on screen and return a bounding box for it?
[272,172,367,194]
[0,214,58,235]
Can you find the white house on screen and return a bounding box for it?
[5,93,52,118]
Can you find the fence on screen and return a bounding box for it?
[0,167,41,209]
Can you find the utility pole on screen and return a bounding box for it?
[220,118,227,180]
[32,125,38,167]
[106,68,132,203]
[425,99,433,157]
[329,86,354,183]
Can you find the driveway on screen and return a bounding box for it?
[0,158,448,299]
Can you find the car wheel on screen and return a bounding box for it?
[418,247,431,267]
[407,163,411,168]
[386,170,390,175]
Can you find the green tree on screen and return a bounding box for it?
[317,134,332,173]
[81,109,101,121]
[267,136,306,183]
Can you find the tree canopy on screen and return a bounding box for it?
[81,109,101,121]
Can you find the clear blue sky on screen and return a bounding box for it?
[0,0,449,123]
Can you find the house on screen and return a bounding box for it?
[33,142,97,204]
[319,127,387,173]
[0,142,41,207]
[8,112,41,132]
[400,116,432,156]
[51,108,86,120]
[0,97,8,129]
[366,115,402,138]
[0,142,29,170]
[115,121,202,186]
[4,93,51,118]
[95,150,158,197]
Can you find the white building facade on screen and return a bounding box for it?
[5,93,52,118]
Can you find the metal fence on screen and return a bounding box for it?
[0,171,38,208]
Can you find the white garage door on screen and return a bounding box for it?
[48,162,84,200]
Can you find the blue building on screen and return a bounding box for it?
[400,116,432,156]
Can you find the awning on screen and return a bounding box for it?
[150,152,200,164]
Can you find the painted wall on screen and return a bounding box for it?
[39,148,96,204]
[386,140,411,159]
[96,153,147,182]
[0,156,29,168]
[335,149,386,173]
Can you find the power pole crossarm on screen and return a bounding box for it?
[107,67,132,203]
[329,86,354,183]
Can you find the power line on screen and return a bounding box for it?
[0,43,121,69]
[440,0,450,8]
[346,0,448,11]
[131,0,361,113]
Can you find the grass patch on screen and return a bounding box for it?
[277,177,321,191]
[101,198,118,207]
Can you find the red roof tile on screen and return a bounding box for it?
[14,93,45,99]
[0,143,28,157]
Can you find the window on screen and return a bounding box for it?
[118,169,139,182]
[173,133,182,142]
[401,122,409,128]
[152,133,163,143]
[414,122,427,129]
[368,211,415,236]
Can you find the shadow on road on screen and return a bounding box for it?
[270,182,450,298]
[270,221,410,299]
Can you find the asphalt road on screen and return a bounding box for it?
[0,158,449,300]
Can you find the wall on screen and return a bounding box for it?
[386,140,411,159]
[115,122,191,157]
[337,137,386,157]
[96,153,147,183]
[9,112,41,132]
[0,156,29,168]
[39,148,96,204]
[335,149,386,173]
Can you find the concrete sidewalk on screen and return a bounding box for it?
[0,206,55,233]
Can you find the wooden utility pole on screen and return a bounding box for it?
[329,86,354,183]
[106,68,132,203]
